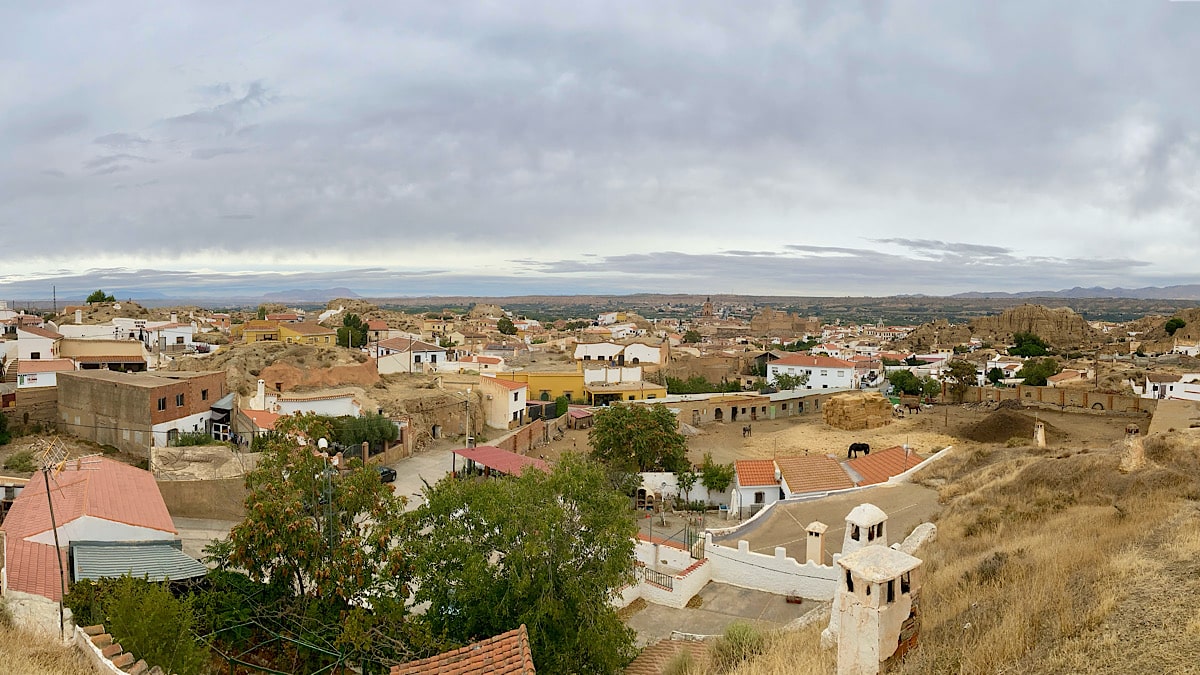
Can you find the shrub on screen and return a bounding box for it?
[709,621,767,671]
[3,451,36,473]
[171,432,220,447]
[1006,437,1029,448]
[0,414,10,445]
[100,444,120,455]
[662,649,699,675]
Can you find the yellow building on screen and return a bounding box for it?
[232,320,281,342]
[496,370,667,406]
[279,322,337,345]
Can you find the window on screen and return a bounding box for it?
[851,525,860,541]
[563,392,573,401]
[754,491,765,504]
[512,411,519,421]
[431,354,437,363]
[837,370,844,377]
[821,370,828,376]
[414,355,422,363]
[868,526,876,542]
[176,336,185,344]
[886,579,895,603]
[901,572,911,594]
[513,392,519,402]
[157,397,167,411]
[175,393,185,407]
[846,570,854,593]
[31,351,41,360]
[201,389,209,401]
[647,394,656,399]
[628,395,635,400]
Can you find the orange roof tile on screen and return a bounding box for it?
[378,337,443,352]
[735,459,779,487]
[390,624,535,674]
[18,326,64,340]
[281,322,335,336]
[243,409,281,431]
[17,359,75,374]
[769,354,855,369]
[775,455,853,495]
[486,378,528,391]
[367,320,389,331]
[0,457,176,601]
[846,446,925,486]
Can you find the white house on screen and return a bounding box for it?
[376,337,447,375]
[16,359,75,389]
[432,354,507,373]
[574,342,625,362]
[767,354,857,390]
[16,326,62,361]
[597,312,619,326]
[622,342,665,365]
[730,459,782,518]
[477,375,528,430]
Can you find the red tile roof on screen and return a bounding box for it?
[846,446,924,486]
[378,337,443,352]
[18,326,64,340]
[486,378,528,391]
[17,359,75,374]
[735,459,779,487]
[567,409,593,419]
[775,455,853,495]
[454,447,549,477]
[769,354,855,369]
[266,313,300,321]
[243,409,281,431]
[72,355,147,364]
[282,321,336,336]
[390,624,535,674]
[0,457,176,601]
[367,320,389,331]
[463,355,502,365]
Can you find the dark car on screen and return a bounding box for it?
[376,465,397,483]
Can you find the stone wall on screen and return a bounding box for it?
[491,416,565,456]
[947,384,1156,414]
[258,359,379,393]
[0,387,58,427]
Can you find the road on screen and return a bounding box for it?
[386,447,455,510]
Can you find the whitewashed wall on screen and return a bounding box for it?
[704,535,841,601]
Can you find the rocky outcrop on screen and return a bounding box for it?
[898,319,972,350]
[968,304,1101,348]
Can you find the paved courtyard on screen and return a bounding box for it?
[386,446,456,510]
[624,582,819,647]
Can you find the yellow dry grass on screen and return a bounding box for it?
[0,624,100,675]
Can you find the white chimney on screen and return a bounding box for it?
[75,309,82,324]
[170,312,178,323]
[256,379,266,410]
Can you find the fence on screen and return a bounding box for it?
[639,567,674,591]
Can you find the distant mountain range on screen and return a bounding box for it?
[260,287,361,302]
[952,285,1200,300]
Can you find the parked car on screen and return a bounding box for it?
[376,465,397,483]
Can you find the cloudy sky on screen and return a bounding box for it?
[3,1,1200,300]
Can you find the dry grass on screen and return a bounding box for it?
[724,620,834,675]
[0,624,100,675]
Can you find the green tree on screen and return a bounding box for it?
[65,576,208,675]
[412,454,638,674]
[1009,332,1050,357]
[497,317,517,335]
[226,412,412,604]
[590,403,688,472]
[0,413,10,445]
[336,412,399,450]
[942,359,978,402]
[682,329,702,344]
[887,370,922,396]
[1166,317,1187,336]
[881,357,903,366]
[338,313,368,348]
[256,305,267,320]
[438,336,456,348]
[85,289,115,304]
[920,375,943,401]
[676,468,698,503]
[554,395,570,416]
[987,367,1005,385]
[698,452,735,496]
[771,372,809,391]
[1016,357,1061,386]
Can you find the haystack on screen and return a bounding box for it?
[823,392,893,431]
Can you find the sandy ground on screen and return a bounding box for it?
[537,404,1142,470]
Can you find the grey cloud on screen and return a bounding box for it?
[872,239,1014,257]
[191,147,246,160]
[41,169,65,178]
[84,154,152,169]
[164,81,272,132]
[219,213,255,220]
[91,165,131,175]
[94,132,151,148]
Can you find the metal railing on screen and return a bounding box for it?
[640,567,674,591]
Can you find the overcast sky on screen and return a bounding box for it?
[3,1,1200,300]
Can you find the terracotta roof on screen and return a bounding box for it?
[378,337,443,353]
[463,355,502,365]
[390,624,535,674]
[242,409,280,431]
[1047,370,1085,383]
[282,322,335,336]
[0,457,176,601]
[72,355,147,364]
[17,359,75,374]
[567,409,593,419]
[18,326,63,340]
[846,446,924,486]
[241,320,278,331]
[1146,373,1181,383]
[624,639,708,675]
[454,446,549,476]
[266,313,300,321]
[735,459,779,487]
[486,378,528,391]
[769,354,855,369]
[367,320,389,330]
[775,455,853,495]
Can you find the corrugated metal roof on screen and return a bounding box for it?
[71,540,207,583]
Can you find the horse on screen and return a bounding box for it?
[742,424,753,438]
[904,402,921,414]
[848,442,870,458]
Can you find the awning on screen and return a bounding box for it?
[71,540,208,583]
[210,392,236,411]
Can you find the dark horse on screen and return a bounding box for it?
[848,442,870,458]
[742,424,753,437]
[904,402,922,414]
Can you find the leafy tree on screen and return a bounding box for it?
[1016,357,1061,386]
[698,452,735,495]
[0,413,10,445]
[1166,317,1187,336]
[85,289,115,304]
[921,375,943,401]
[438,336,456,348]
[590,403,689,472]
[682,329,702,344]
[942,359,978,401]
[904,355,929,366]
[65,576,208,675]
[676,468,698,503]
[564,320,591,331]
[338,313,368,348]
[226,412,412,604]
[336,412,399,450]
[497,317,517,335]
[771,372,809,391]
[987,367,1005,385]
[256,305,267,320]
[412,454,638,674]
[554,395,570,416]
[881,357,903,366]
[952,345,969,354]
[1009,332,1050,357]
[887,370,922,396]
[781,339,818,352]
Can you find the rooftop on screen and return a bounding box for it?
[837,544,922,582]
[17,325,63,340]
[770,354,856,369]
[454,446,549,477]
[775,455,854,495]
[58,370,220,388]
[17,359,76,374]
[846,446,924,486]
[390,624,535,675]
[735,459,779,487]
[281,321,336,336]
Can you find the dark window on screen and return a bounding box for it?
[175,393,185,407]
[201,389,209,401]
[846,570,854,593]
[513,392,519,402]
[886,579,895,603]
[31,351,41,360]
[851,525,860,541]
[901,572,911,594]
[157,397,167,411]
[414,355,422,363]
[754,491,765,504]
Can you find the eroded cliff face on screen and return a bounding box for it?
[899,319,972,350]
[968,304,1101,348]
